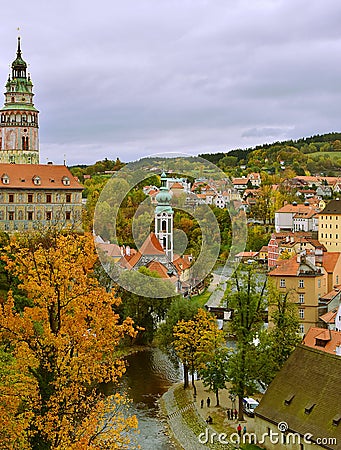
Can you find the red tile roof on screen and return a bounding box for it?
[233,178,249,185]
[276,204,318,214]
[302,327,341,355]
[322,252,341,274]
[320,308,338,324]
[146,260,170,278]
[139,232,165,255]
[0,163,83,190]
[121,233,165,268]
[96,243,122,257]
[170,182,184,189]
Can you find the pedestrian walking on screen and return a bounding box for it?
[228,408,232,420]
[237,423,242,437]
[234,408,238,420]
[200,399,204,409]
[243,425,247,435]
[207,397,211,408]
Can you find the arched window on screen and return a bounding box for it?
[162,220,167,232]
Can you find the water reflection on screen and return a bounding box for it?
[122,348,181,449]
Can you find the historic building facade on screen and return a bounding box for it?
[0,38,83,233]
[0,164,83,232]
[318,199,341,251]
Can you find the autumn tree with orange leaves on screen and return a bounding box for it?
[0,231,138,450]
[173,308,224,396]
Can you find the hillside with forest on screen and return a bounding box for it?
[199,132,341,176]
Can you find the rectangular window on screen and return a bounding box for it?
[28,193,33,203]
[9,194,14,203]
[65,211,71,220]
[28,211,33,221]
[46,194,52,203]
[321,224,323,228]
[299,294,304,304]
[66,193,71,203]
[280,279,286,288]
[46,211,52,221]
[321,233,324,238]
[8,211,14,220]
[299,308,304,319]
[299,279,304,288]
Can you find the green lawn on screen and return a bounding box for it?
[310,151,341,160]
[191,289,212,307]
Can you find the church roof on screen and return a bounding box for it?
[139,232,165,255]
[122,232,166,268]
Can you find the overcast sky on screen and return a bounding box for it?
[1,0,341,165]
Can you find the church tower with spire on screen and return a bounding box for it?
[155,172,174,262]
[0,37,39,164]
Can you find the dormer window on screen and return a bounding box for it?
[1,174,9,184]
[33,176,41,185]
[284,394,295,406]
[62,176,70,186]
[333,415,341,427]
[305,402,315,415]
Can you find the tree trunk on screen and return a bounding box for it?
[191,371,197,397]
[215,389,219,407]
[238,395,244,421]
[183,364,189,389]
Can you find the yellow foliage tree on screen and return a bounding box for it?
[0,231,138,449]
[173,308,224,396]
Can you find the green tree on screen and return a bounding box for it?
[117,268,176,344]
[156,296,200,388]
[257,284,301,385]
[226,268,267,420]
[199,347,230,407]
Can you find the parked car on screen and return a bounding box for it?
[242,397,259,417]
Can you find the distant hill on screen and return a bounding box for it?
[199,132,341,176]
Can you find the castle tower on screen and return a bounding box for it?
[0,37,39,164]
[155,172,173,261]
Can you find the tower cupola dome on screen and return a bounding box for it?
[11,37,27,79]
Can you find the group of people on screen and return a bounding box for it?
[200,397,212,408]
[237,423,247,436]
[226,408,238,420]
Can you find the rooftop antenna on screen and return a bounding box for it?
[63,154,66,166]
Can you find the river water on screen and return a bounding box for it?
[122,348,181,449]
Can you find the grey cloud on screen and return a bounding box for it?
[1,0,341,165]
